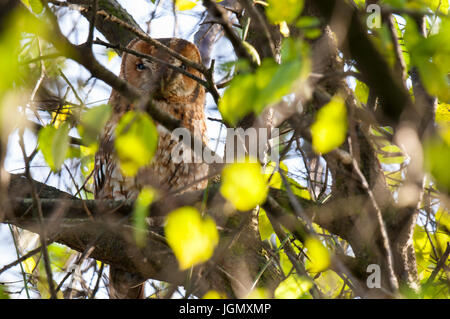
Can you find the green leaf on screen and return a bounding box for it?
[435,208,450,232]
[274,275,313,299]
[133,187,157,247]
[310,95,348,154]
[424,136,450,192]
[165,206,219,270]
[115,111,158,176]
[0,285,9,299]
[219,39,307,126]
[78,104,111,145]
[220,160,268,211]
[29,0,44,14]
[38,122,70,172]
[266,0,304,24]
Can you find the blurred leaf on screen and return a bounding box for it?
[266,0,304,24]
[245,288,270,299]
[305,237,330,273]
[220,160,268,211]
[115,111,158,176]
[436,208,450,232]
[78,104,111,145]
[165,207,219,270]
[314,270,345,298]
[310,95,347,154]
[51,106,71,129]
[0,285,9,299]
[133,187,156,247]
[296,16,321,29]
[29,0,44,14]
[424,136,450,192]
[38,122,70,172]
[274,275,313,299]
[279,21,290,37]
[202,290,226,299]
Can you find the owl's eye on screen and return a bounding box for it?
[180,63,187,71]
[136,63,146,71]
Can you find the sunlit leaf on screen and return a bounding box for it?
[133,187,157,247]
[274,274,313,299]
[202,290,226,299]
[305,237,330,273]
[246,288,270,299]
[266,0,304,24]
[175,0,198,11]
[107,49,118,62]
[279,21,290,37]
[258,208,274,241]
[315,270,345,298]
[242,41,261,66]
[115,111,158,176]
[38,122,70,172]
[29,0,44,14]
[219,39,307,126]
[355,80,369,105]
[165,207,219,270]
[378,144,406,165]
[23,256,37,274]
[310,95,347,154]
[51,106,71,129]
[220,160,268,211]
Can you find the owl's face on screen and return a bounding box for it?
[122,38,204,102]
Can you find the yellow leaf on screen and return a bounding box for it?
[266,0,304,24]
[310,95,347,154]
[305,237,330,273]
[165,207,219,270]
[202,290,226,299]
[245,288,270,299]
[51,106,71,129]
[175,0,198,11]
[107,49,118,62]
[115,111,158,176]
[22,256,36,274]
[275,275,313,299]
[220,160,268,211]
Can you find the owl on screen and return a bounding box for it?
[93,38,208,298]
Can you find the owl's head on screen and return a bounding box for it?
[121,38,204,102]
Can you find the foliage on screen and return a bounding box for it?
[0,0,449,300]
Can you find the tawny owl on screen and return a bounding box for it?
[93,38,208,298]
